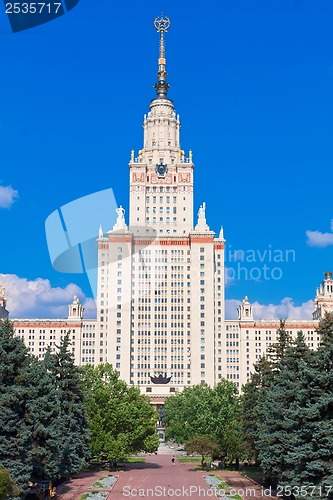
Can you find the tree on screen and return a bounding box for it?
[243,316,333,497]
[242,356,273,461]
[81,364,158,463]
[0,468,18,499]
[164,380,245,464]
[164,384,215,444]
[0,320,35,494]
[242,320,294,476]
[26,356,63,484]
[44,333,90,477]
[280,314,333,497]
[185,435,220,467]
[143,434,160,454]
[255,332,310,486]
[266,320,292,365]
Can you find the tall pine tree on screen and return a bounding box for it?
[242,355,273,462]
[282,313,333,497]
[44,332,90,477]
[256,332,310,486]
[26,357,63,484]
[0,319,34,494]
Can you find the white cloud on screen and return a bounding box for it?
[0,274,96,319]
[226,298,314,320]
[225,299,241,319]
[306,219,333,247]
[0,185,19,208]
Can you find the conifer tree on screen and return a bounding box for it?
[242,356,273,461]
[0,320,34,493]
[26,357,63,484]
[256,332,310,485]
[243,320,293,478]
[282,314,333,497]
[44,332,89,477]
[266,319,292,365]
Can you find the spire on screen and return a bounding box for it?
[153,16,171,98]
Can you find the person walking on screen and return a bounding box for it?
[171,455,175,465]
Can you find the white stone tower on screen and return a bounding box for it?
[68,295,84,321]
[237,296,254,322]
[313,272,333,319]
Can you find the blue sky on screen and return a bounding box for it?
[1,0,333,319]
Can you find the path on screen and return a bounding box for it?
[57,455,277,500]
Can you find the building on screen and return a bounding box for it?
[2,18,333,399]
[94,16,225,404]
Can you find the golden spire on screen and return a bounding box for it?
[153,16,171,98]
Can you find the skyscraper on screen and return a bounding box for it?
[95,17,225,400]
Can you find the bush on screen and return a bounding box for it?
[0,468,18,499]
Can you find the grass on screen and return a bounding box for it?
[85,456,145,472]
[80,493,109,500]
[216,481,230,489]
[126,457,145,463]
[91,482,104,489]
[178,457,201,463]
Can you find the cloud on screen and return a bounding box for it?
[225,299,241,319]
[226,298,314,321]
[306,219,333,247]
[0,274,96,319]
[0,185,19,208]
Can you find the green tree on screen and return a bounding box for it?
[242,356,273,461]
[266,320,292,365]
[0,320,35,494]
[81,364,158,463]
[244,317,333,497]
[0,321,80,493]
[242,320,294,476]
[44,333,90,477]
[0,468,18,499]
[164,384,215,444]
[185,435,220,467]
[143,434,160,454]
[256,332,310,486]
[26,357,63,484]
[164,380,244,464]
[281,314,333,497]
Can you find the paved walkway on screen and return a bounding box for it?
[57,455,277,500]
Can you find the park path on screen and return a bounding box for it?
[57,455,277,500]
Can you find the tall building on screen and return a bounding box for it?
[2,18,332,401]
[95,17,225,402]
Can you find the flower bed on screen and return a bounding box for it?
[80,492,109,500]
[89,475,118,489]
[203,475,243,500]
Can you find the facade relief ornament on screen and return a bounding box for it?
[179,173,190,183]
[133,172,145,182]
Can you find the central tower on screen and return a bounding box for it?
[129,17,194,235]
[96,17,225,400]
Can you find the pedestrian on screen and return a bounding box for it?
[171,455,175,465]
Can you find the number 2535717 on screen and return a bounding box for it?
[6,3,62,14]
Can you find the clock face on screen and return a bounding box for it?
[156,163,168,177]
